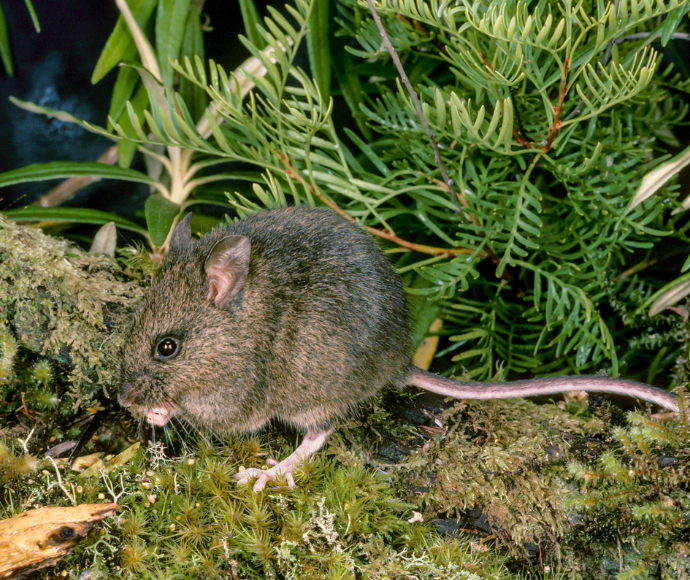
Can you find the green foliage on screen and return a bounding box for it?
[92,0,158,84]
[2,0,689,378]
[564,391,690,578]
[145,193,180,246]
[307,0,332,100]
[0,0,39,77]
[83,0,690,378]
[239,0,266,50]
[0,3,12,77]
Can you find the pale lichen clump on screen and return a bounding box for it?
[0,216,144,410]
[0,325,18,385]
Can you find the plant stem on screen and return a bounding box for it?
[277,152,470,257]
[364,0,465,218]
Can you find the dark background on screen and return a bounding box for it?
[0,0,268,228]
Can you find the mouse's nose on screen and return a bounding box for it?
[117,384,142,407]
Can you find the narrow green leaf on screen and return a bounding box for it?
[145,194,180,246]
[239,0,266,50]
[343,129,388,175]
[143,109,171,144]
[10,97,117,143]
[107,64,141,130]
[205,112,233,155]
[184,193,237,209]
[453,349,488,361]
[178,1,206,122]
[1,207,146,234]
[0,2,13,76]
[407,282,442,352]
[156,0,192,88]
[115,84,150,167]
[124,100,150,141]
[272,4,301,43]
[661,5,688,46]
[0,161,157,188]
[306,0,330,100]
[92,0,158,84]
[682,253,690,273]
[22,0,39,31]
[172,111,207,148]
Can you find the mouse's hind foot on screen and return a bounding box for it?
[234,428,334,492]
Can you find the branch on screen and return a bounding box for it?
[563,0,623,123]
[364,0,466,219]
[33,146,119,208]
[276,152,471,257]
[543,57,570,153]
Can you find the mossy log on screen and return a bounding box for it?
[0,216,143,410]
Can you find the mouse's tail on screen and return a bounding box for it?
[405,366,679,413]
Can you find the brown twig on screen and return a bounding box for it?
[543,57,570,153]
[365,0,466,218]
[509,89,533,148]
[277,152,470,257]
[563,0,621,123]
[613,258,659,282]
[32,145,120,208]
[395,13,450,57]
[20,392,39,420]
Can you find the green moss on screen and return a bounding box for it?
[0,441,38,488]
[31,433,523,580]
[0,216,143,412]
[1,220,685,579]
[564,391,690,579]
[357,395,601,566]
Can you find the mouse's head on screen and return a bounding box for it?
[117,214,252,431]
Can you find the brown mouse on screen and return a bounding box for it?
[118,206,679,492]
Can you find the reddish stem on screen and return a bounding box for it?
[543,57,570,153]
[277,152,470,258]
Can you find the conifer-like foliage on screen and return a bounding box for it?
[95,0,689,380]
[4,0,690,379]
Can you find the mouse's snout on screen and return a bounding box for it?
[117,384,143,408]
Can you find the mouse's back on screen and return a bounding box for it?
[119,206,412,436]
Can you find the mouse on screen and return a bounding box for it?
[117,206,679,492]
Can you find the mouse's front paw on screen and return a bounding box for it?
[235,464,295,492]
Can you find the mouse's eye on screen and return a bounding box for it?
[155,337,180,359]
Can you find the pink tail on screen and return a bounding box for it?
[405,367,679,413]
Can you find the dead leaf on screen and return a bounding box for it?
[627,145,690,215]
[89,223,117,257]
[71,452,104,472]
[413,318,443,370]
[649,278,690,317]
[0,503,117,578]
[78,442,140,479]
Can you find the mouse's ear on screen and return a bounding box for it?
[204,235,251,307]
[169,213,193,253]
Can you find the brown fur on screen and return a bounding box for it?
[118,207,411,436]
